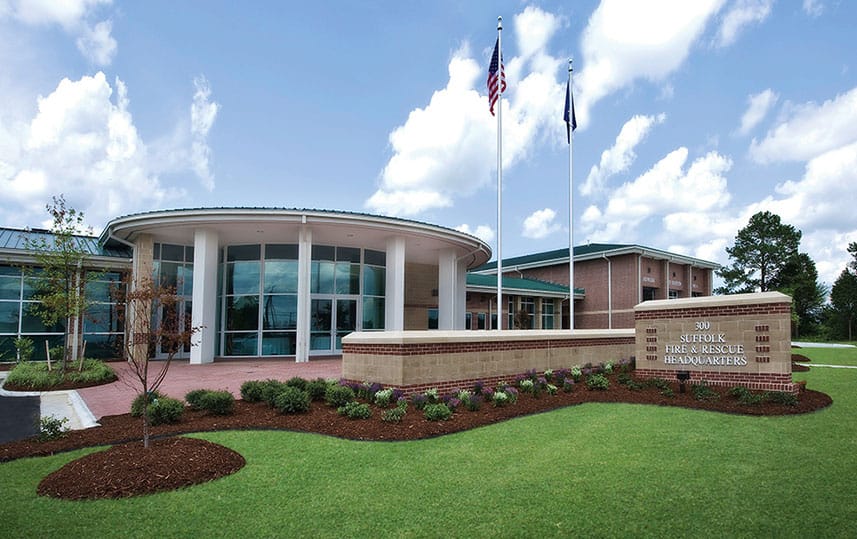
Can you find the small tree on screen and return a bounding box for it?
[116,276,199,448]
[770,253,827,338]
[22,195,101,373]
[716,211,801,294]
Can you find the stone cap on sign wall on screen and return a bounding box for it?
[635,291,791,312]
[342,328,635,345]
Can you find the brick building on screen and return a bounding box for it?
[468,243,719,330]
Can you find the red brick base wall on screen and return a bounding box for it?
[634,368,796,394]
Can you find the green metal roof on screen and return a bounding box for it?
[473,243,718,272]
[0,227,131,259]
[466,273,584,296]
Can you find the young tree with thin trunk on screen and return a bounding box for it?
[116,276,199,448]
[22,195,100,373]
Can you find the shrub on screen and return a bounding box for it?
[424,388,440,404]
[306,378,330,401]
[546,383,558,396]
[374,388,395,408]
[423,403,452,421]
[240,380,266,402]
[571,366,582,382]
[147,397,185,425]
[198,390,235,415]
[131,391,165,417]
[728,386,763,405]
[764,391,798,406]
[356,382,382,401]
[411,394,428,410]
[472,380,486,395]
[37,415,69,442]
[285,376,308,391]
[185,389,209,409]
[14,336,34,363]
[261,380,289,407]
[338,401,371,419]
[445,397,461,411]
[543,369,554,382]
[5,359,115,389]
[562,378,575,393]
[325,384,355,408]
[691,382,719,402]
[519,379,535,394]
[492,390,511,407]
[603,361,614,374]
[395,397,408,410]
[465,394,483,411]
[65,359,116,385]
[617,373,643,390]
[274,386,311,414]
[382,406,406,423]
[645,378,672,391]
[660,388,675,398]
[586,373,610,391]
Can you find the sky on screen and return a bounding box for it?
[1,0,856,290]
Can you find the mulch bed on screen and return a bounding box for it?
[0,373,831,500]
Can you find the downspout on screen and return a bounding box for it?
[602,254,612,329]
[637,254,642,303]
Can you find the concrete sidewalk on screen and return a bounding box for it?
[78,358,342,419]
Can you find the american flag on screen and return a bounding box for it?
[564,80,577,143]
[487,38,506,116]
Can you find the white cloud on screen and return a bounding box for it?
[367,6,565,217]
[1,0,116,65]
[749,86,857,163]
[0,72,219,229]
[736,88,777,135]
[522,208,562,239]
[456,223,495,244]
[76,19,116,66]
[581,148,732,243]
[581,113,666,196]
[715,0,773,48]
[190,76,219,190]
[575,0,725,129]
[803,0,824,17]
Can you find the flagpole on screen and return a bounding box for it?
[496,15,504,330]
[567,59,575,332]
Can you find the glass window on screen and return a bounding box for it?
[22,304,64,333]
[264,260,298,294]
[262,332,296,355]
[83,303,121,333]
[669,289,679,300]
[265,244,298,260]
[262,295,297,330]
[227,244,261,262]
[428,308,438,330]
[0,267,21,300]
[337,247,361,263]
[0,302,20,333]
[334,262,360,294]
[363,265,385,296]
[225,333,258,356]
[161,243,185,262]
[311,245,335,261]
[159,262,180,289]
[364,250,385,266]
[226,295,259,331]
[465,312,472,330]
[311,261,334,294]
[643,287,658,301]
[362,297,384,330]
[226,261,260,295]
[542,301,555,329]
[477,313,486,330]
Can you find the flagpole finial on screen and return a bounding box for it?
[498,16,502,30]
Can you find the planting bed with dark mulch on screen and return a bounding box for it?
[0,372,830,500]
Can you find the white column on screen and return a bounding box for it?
[454,256,467,329]
[190,229,219,364]
[438,248,458,330]
[385,236,406,331]
[295,226,312,363]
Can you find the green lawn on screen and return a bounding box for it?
[794,343,857,366]
[1,348,855,538]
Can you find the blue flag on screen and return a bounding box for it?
[564,81,577,143]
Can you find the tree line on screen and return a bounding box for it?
[716,210,856,341]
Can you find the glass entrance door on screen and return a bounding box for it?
[154,299,191,359]
[310,297,356,354]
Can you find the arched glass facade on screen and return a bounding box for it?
[218,244,385,357]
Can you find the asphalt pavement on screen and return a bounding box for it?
[0,395,39,444]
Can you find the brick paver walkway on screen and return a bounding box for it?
[78,359,342,420]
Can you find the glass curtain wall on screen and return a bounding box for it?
[152,243,194,358]
[220,244,385,357]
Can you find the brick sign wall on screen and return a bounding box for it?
[634,292,795,393]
